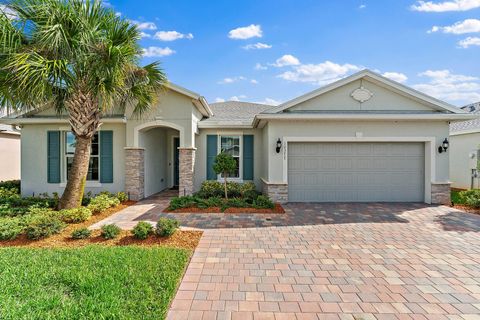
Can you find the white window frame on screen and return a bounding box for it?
[217,134,243,182]
[62,131,101,183]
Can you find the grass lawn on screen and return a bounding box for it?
[0,246,190,319]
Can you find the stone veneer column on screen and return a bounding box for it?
[431,183,451,205]
[124,147,145,201]
[262,179,288,203]
[179,148,195,196]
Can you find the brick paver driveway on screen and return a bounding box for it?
[167,204,480,320]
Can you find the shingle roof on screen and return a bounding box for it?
[450,102,480,133]
[200,101,275,125]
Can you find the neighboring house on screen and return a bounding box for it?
[449,102,480,190]
[0,123,20,181]
[0,69,475,204]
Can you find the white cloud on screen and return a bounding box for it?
[278,60,361,86]
[429,19,480,34]
[257,98,281,105]
[382,72,408,83]
[254,63,268,70]
[411,0,480,12]
[228,24,262,40]
[0,4,18,19]
[142,47,175,57]
[154,31,194,41]
[140,32,152,39]
[214,98,226,103]
[359,4,367,9]
[413,69,480,103]
[230,95,247,101]
[271,54,301,67]
[250,79,258,84]
[130,20,157,31]
[458,36,480,47]
[242,42,272,50]
[217,76,246,84]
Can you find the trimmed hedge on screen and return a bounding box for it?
[25,212,66,240]
[59,207,92,223]
[459,189,480,208]
[87,194,120,214]
[168,194,275,212]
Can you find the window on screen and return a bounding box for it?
[219,135,241,179]
[65,132,99,181]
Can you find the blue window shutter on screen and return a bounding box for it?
[206,135,218,180]
[100,131,113,183]
[47,131,61,183]
[243,135,254,180]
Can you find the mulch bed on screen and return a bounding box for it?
[165,203,285,214]
[0,201,203,250]
[451,204,480,216]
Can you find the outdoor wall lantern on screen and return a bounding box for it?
[438,138,449,153]
[276,138,282,153]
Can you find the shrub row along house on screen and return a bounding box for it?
[0,69,475,204]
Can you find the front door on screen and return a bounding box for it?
[174,137,180,187]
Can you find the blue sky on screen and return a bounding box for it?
[108,0,480,107]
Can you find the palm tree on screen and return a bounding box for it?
[0,0,167,209]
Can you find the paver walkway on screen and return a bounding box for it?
[167,205,480,320]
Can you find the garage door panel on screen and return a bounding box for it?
[288,142,424,202]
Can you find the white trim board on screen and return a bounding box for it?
[280,136,438,204]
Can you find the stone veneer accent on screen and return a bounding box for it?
[179,148,195,196]
[431,183,451,205]
[124,147,145,201]
[262,179,288,203]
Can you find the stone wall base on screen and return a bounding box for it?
[179,148,195,196]
[262,179,288,203]
[431,183,451,205]
[124,148,145,201]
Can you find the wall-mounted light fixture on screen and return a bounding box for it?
[438,138,449,153]
[276,138,282,153]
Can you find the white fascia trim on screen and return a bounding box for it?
[268,69,465,114]
[255,113,477,122]
[0,117,127,125]
[450,129,480,136]
[280,136,437,204]
[198,121,253,129]
[166,82,212,117]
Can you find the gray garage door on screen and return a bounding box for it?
[288,142,425,202]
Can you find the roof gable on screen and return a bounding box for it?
[266,69,465,115]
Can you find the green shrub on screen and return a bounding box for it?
[25,212,66,240]
[27,207,53,215]
[101,224,121,239]
[168,196,198,211]
[116,192,129,203]
[0,180,20,191]
[87,194,120,214]
[156,218,179,237]
[59,207,92,223]
[253,195,275,209]
[243,190,259,203]
[0,188,20,200]
[132,221,153,239]
[226,182,242,198]
[0,217,24,240]
[198,181,224,198]
[225,198,247,208]
[71,227,92,239]
[459,189,480,208]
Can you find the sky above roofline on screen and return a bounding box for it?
[75,1,480,106]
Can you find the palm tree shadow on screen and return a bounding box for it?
[434,211,480,233]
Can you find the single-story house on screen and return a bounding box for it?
[450,102,480,190]
[1,69,475,204]
[0,123,20,181]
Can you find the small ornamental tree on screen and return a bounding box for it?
[212,153,237,199]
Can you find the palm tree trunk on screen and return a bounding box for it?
[58,135,92,209]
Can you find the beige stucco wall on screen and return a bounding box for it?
[194,128,264,191]
[0,133,21,181]
[20,123,126,197]
[289,79,433,112]
[263,120,451,202]
[125,89,199,148]
[450,132,480,189]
